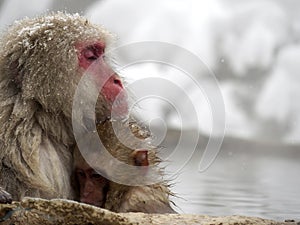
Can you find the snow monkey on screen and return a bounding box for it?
[72,120,176,213]
[0,12,128,203]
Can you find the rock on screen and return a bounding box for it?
[0,198,298,225]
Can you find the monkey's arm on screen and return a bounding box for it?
[119,186,177,214]
[124,200,177,214]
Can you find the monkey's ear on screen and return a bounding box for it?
[132,150,149,166]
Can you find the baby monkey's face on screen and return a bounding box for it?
[74,158,109,207]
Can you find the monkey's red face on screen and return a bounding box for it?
[76,42,128,118]
[75,166,108,207]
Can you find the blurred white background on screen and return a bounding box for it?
[1,0,300,143]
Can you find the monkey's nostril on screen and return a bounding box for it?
[114,78,122,88]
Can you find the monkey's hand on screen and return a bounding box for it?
[0,187,12,204]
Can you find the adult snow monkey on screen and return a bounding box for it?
[0,12,128,203]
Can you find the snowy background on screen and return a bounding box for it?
[1,0,300,144]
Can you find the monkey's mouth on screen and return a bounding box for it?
[94,102,128,124]
[94,95,128,124]
[110,98,129,118]
[105,90,129,119]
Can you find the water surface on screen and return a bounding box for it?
[161,133,300,221]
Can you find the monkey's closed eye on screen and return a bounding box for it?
[84,49,98,61]
[76,170,86,178]
[83,44,104,61]
[91,173,102,179]
[91,172,105,181]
